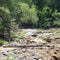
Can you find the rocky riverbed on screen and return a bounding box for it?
[0,43,60,60]
[0,29,60,60]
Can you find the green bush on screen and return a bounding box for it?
[0,39,8,46]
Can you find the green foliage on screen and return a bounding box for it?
[0,0,60,42]
[15,2,38,28]
[0,39,7,45]
[0,0,18,41]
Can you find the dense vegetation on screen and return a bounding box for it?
[0,0,60,41]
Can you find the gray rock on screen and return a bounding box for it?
[9,42,20,46]
[2,50,9,56]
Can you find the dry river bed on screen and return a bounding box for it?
[0,43,60,60]
[0,29,60,60]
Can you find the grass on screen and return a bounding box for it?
[12,30,26,41]
[0,39,8,46]
[19,31,26,38]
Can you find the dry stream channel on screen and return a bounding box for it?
[0,29,60,60]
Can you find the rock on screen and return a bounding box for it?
[2,50,9,56]
[9,42,20,46]
[31,38,46,43]
[39,58,43,60]
[1,56,8,60]
[16,58,24,60]
[18,39,27,44]
[52,56,59,60]
[0,58,4,60]
[33,58,39,60]
[46,38,51,43]
[37,32,54,40]
[0,47,3,51]
[32,32,37,37]
[0,29,60,60]
[22,49,26,53]
[24,37,33,41]
[24,32,34,38]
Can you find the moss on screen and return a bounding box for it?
[8,57,16,60]
[7,54,16,60]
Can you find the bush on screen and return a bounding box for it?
[0,39,7,46]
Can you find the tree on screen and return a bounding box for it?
[33,0,51,10]
[0,0,18,41]
[15,2,38,28]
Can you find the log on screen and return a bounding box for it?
[3,44,43,48]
